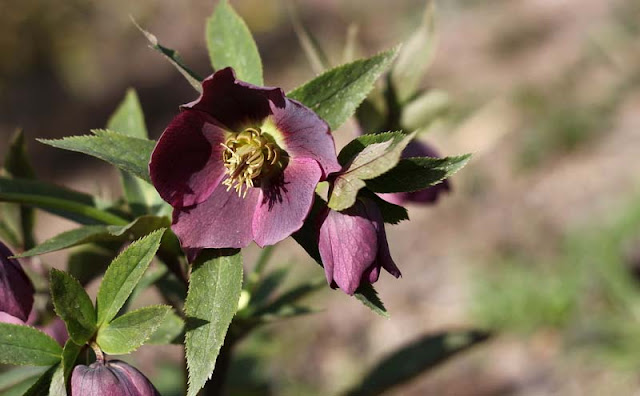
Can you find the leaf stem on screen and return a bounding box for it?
[90,342,104,363]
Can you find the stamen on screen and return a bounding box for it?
[220,127,286,197]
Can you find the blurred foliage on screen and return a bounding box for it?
[473,194,640,368]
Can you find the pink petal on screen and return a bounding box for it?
[269,98,341,178]
[150,110,228,208]
[184,67,285,132]
[252,158,322,247]
[0,242,34,322]
[318,205,379,295]
[172,184,260,249]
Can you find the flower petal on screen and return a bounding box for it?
[172,184,260,249]
[252,158,322,247]
[184,67,285,131]
[362,198,401,278]
[150,110,227,208]
[0,312,25,325]
[0,242,34,322]
[318,202,379,295]
[269,98,341,177]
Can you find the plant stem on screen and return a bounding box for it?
[89,342,104,363]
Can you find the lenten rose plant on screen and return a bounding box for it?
[0,1,480,395]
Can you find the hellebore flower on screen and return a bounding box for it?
[150,67,341,249]
[378,140,451,205]
[318,198,401,295]
[0,241,34,323]
[71,360,160,396]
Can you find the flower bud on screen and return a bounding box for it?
[318,197,401,295]
[0,241,34,322]
[71,360,160,396]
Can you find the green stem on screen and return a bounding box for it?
[0,193,129,225]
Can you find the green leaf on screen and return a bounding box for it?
[23,364,59,396]
[3,129,37,249]
[97,305,171,354]
[253,278,324,317]
[185,249,243,396]
[17,215,170,258]
[50,269,96,345]
[107,89,148,139]
[292,197,389,317]
[249,267,289,307]
[390,0,437,105]
[61,340,82,392]
[365,154,471,193]
[286,0,329,74]
[361,190,409,225]
[0,177,127,226]
[147,310,185,345]
[0,367,47,394]
[48,364,66,396]
[134,20,203,92]
[38,129,155,183]
[329,131,416,211]
[0,323,62,366]
[344,330,490,396]
[288,46,399,131]
[206,0,263,85]
[67,246,114,286]
[96,229,165,326]
[401,89,450,131]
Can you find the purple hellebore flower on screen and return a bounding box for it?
[318,197,401,295]
[0,241,34,323]
[71,360,160,396]
[378,140,451,206]
[150,67,341,250]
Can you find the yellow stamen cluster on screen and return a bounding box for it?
[221,128,283,197]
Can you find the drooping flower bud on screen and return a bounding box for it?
[318,197,401,295]
[0,241,34,322]
[71,360,160,396]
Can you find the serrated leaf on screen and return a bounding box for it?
[292,197,389,317]
[185,249,243,396]
[366,154,471,193]
[329,131,416,211]
[147,310,185,345]
[23,364,59,396]
[344,330,490,396]
[96,229,165,326]
[0,323,62,366]
[0,177,126,226]
[134,20,203,92]
[206,0,263,85]
[390,0,437,105]
[17,215,170,258]
[38,130,155,183]
[48,364,66,396]
[0,367,47,394]
[97,305,171,354]
[50,269,96,345]
[288,46,399,131]
[60,340,81,392]
[361,190,409,225]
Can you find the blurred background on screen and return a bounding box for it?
[2,0,640,395]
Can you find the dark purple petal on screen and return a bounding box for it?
[0,241,34,322]
[318,203,379,295]
[269,98,341,177]
[40,318,69,346]
[72,361,159,396]
[184,67,285,131]
[0,312,25,325]
[172,184,261,249]
[362,198,401,278]
[150,110,228,208]
[252,158,322,247]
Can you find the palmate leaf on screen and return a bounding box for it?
[96,229,165,326]
[16,215,169,258]
[288,46,400,131]
[50,269,96,345]
[206,0,263,85]
[38,129,155,183]
[185,249,243,396]
[329,131,416,211]
[0,323,62,366]
[97,305,172,354]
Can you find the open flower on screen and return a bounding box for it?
[378,140,450,205]
[150,67,341,249]
[318,197,401,295]
[71,360,160,396]
[0,241,34,323]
